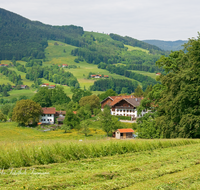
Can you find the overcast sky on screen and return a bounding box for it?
[1,0,200,41]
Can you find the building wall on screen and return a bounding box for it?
[39,114,54,124]
[115,131,121,139]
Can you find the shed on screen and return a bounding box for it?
[115,128,134,139]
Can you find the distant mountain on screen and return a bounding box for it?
[143,40,187,51]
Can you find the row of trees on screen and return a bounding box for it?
[90,78,139,94]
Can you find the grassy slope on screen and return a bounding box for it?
[44,40,142,90]
[0,122,200,190]
[125,44,149,53]
[0,37,156,99]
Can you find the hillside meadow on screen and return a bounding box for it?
[0,122,200,189]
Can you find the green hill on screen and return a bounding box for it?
[0,8,167,100]
[0,8,84,60]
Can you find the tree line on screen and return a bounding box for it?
[90,78,138,94]
[137,35,200,138]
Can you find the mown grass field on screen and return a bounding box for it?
[0,122,200,189]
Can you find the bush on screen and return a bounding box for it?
[114,115,131,120]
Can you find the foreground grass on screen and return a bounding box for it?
[1,141,200,189]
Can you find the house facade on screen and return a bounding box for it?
[39,107,56,124]
[101,95,146,120]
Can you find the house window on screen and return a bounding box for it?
[120,110,122,112]
[130,110,132,113]
[41,119,43,121]
[49,114,51,116]
[47,119,49,121]
[123,110,125,112]
[43,119,46,121]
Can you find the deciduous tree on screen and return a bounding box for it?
[12,99,42,126]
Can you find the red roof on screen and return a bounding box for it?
[42,83,49,86]
[117,129,134,133]
[42,107,56,114]
[73,111,77,114]
[62,64,68,66]
[50,85,55,87]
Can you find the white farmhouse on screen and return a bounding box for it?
[101,95,147,120]
[39,107,56,124]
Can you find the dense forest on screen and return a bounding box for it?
[90,78,138,94]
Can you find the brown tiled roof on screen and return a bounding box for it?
[117,128,134,133]
[124,98,143,107]
[109,95,136,106]
[55,111,66,116]
[42,107,56,114]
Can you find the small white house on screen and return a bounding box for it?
[39,107,56,124]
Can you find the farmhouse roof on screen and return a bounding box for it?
[101,95,134,104]
[117,128,134,133]
[42,107,56,114]
[42,83,49,86]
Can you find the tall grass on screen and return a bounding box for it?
[0,139,199,169]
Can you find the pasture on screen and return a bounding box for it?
[0,122,200,189]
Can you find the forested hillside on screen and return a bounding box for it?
[0,8,84,60]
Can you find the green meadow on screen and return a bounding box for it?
[0,122,200,189]
[0,39,158,100]
[44,40,142,90]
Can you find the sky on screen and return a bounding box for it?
[1,0,200,41]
